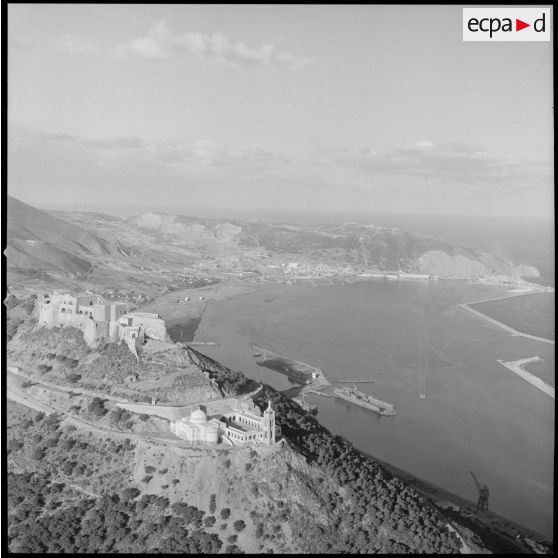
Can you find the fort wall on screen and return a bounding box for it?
[37,292,169,351]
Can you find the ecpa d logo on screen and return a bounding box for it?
[463,7,551,41]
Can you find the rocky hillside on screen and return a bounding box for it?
[6,198,539,281]
[127,211,537,278]
[6,197,132,275]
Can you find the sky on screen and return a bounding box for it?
[7,4,554,218]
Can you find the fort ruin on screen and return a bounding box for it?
[37,292,169,354]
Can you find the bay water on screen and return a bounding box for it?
[194,279,554,538]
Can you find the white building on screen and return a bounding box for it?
[170,399,280,446]
[170,408,220,445]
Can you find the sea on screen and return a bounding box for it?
[192,215,555,539]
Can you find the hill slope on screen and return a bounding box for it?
[127,211,537,279]
[6,197,129,275]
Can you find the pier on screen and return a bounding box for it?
[307,389,333,398]
[334,379,376,384]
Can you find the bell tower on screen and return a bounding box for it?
[262,400,276,445]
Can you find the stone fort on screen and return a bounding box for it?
[38,292,169,353]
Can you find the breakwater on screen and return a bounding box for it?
[497,357,555,399]
[459,302,554,345]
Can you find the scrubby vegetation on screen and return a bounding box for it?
[9,318,219,404]
[7,402,224,553]
[195,366,463,553]
[8,473,223,553]
[5,293,36,340]
[186,346,257,396]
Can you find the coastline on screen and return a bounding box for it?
[370,454,551,551]
[172,276,554,539]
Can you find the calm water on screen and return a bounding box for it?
[194,279,554,538]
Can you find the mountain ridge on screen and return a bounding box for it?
[6,197,540,282]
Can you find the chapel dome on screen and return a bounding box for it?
[190,408,207,424]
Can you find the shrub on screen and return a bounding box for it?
[122,488,140,501]
[139,414,150,422]
[144,466,156,474]
[45,437,59,448]
[141,475,153,484]
[228,534,238,543]
[220,508,231,520]
[55,354,67,363]
[233,520,246,532]
[32,447,46,460]
[66,359,79,369]
[8,440,24,452]
[67,373,81,383]
[209,494,217,514]
[88,397,107,417]
[45,353,57,360]
[204,516,217,528]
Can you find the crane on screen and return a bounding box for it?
[470,471,489,511]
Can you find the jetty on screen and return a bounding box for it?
[252,344,330,388]
[497,357,555,399]
[334,379,376,384]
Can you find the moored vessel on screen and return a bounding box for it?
[334,385,396,416]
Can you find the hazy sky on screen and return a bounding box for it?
[8,4,554,218]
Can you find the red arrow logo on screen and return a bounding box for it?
[516,19,530,31]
